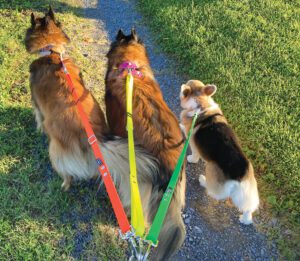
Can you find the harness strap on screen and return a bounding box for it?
[165,138,185,149]
[195,112,223,127]
[60,57,131,234]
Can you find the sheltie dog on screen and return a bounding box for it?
[105,29,186,259]
[25,8,181,260]
[180,80,259,224]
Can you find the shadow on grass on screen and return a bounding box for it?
[0,106,116,259]
[0,0,83,16]
[0,0,88,18]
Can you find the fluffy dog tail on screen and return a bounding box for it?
[101,137,159,214]
[102,137,186,260]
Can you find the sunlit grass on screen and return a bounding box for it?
[139,0,299,259]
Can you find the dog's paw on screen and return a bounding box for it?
[187,155,199,163]
[199,175,206,187]
[61,182,70,191]
[239,214,253,225]
[61,177,72,191]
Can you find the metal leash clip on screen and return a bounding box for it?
[129,238,157,261]
[119,228,152,261]
[119,228,141,260]
[128,236,144,261]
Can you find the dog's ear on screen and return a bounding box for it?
[43,15,51,27]
[181,84,191,97]
[204,84,217,96]
[131,27,138,41]
[116,29,125,41]
[31,13,36,27]
[47,6,55,21]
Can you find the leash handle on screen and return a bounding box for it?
[145,113,198,245]
[126,71,145,237]
[60,58,131,234]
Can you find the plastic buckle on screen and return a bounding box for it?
[88,134,97,145]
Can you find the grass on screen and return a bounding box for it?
[138,0,300,259]
[0,0,125,259]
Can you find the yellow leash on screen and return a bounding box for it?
[126,71,145,237]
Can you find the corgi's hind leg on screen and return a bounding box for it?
[239,210,253,225]
[201,163,233,200]
[199,175,206,187]
[187,137,200,163]
[179,123,186,135]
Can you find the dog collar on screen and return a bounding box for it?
[118,61,143,78]
[195,112,223,125]
[38,44,64,57]
[38,44,55,57]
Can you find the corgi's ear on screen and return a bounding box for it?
[116,29,125,41]
[31,13,36,27]
[48,6,55,21]
[181,84,191,97]
[204,84,217,96]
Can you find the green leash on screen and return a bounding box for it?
[145,112,198,247]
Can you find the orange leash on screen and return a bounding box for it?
[60,57,131,235]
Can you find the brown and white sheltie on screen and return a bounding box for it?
[105,29,186,260]
[25,7,159,227]
[180,80,259,225]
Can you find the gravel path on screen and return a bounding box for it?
[82,0,279,260]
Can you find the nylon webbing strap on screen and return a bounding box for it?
[60,59,131,234]
[145,113,198,246]
[126,72,145,237]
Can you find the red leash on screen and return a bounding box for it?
[60,56,131,234]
